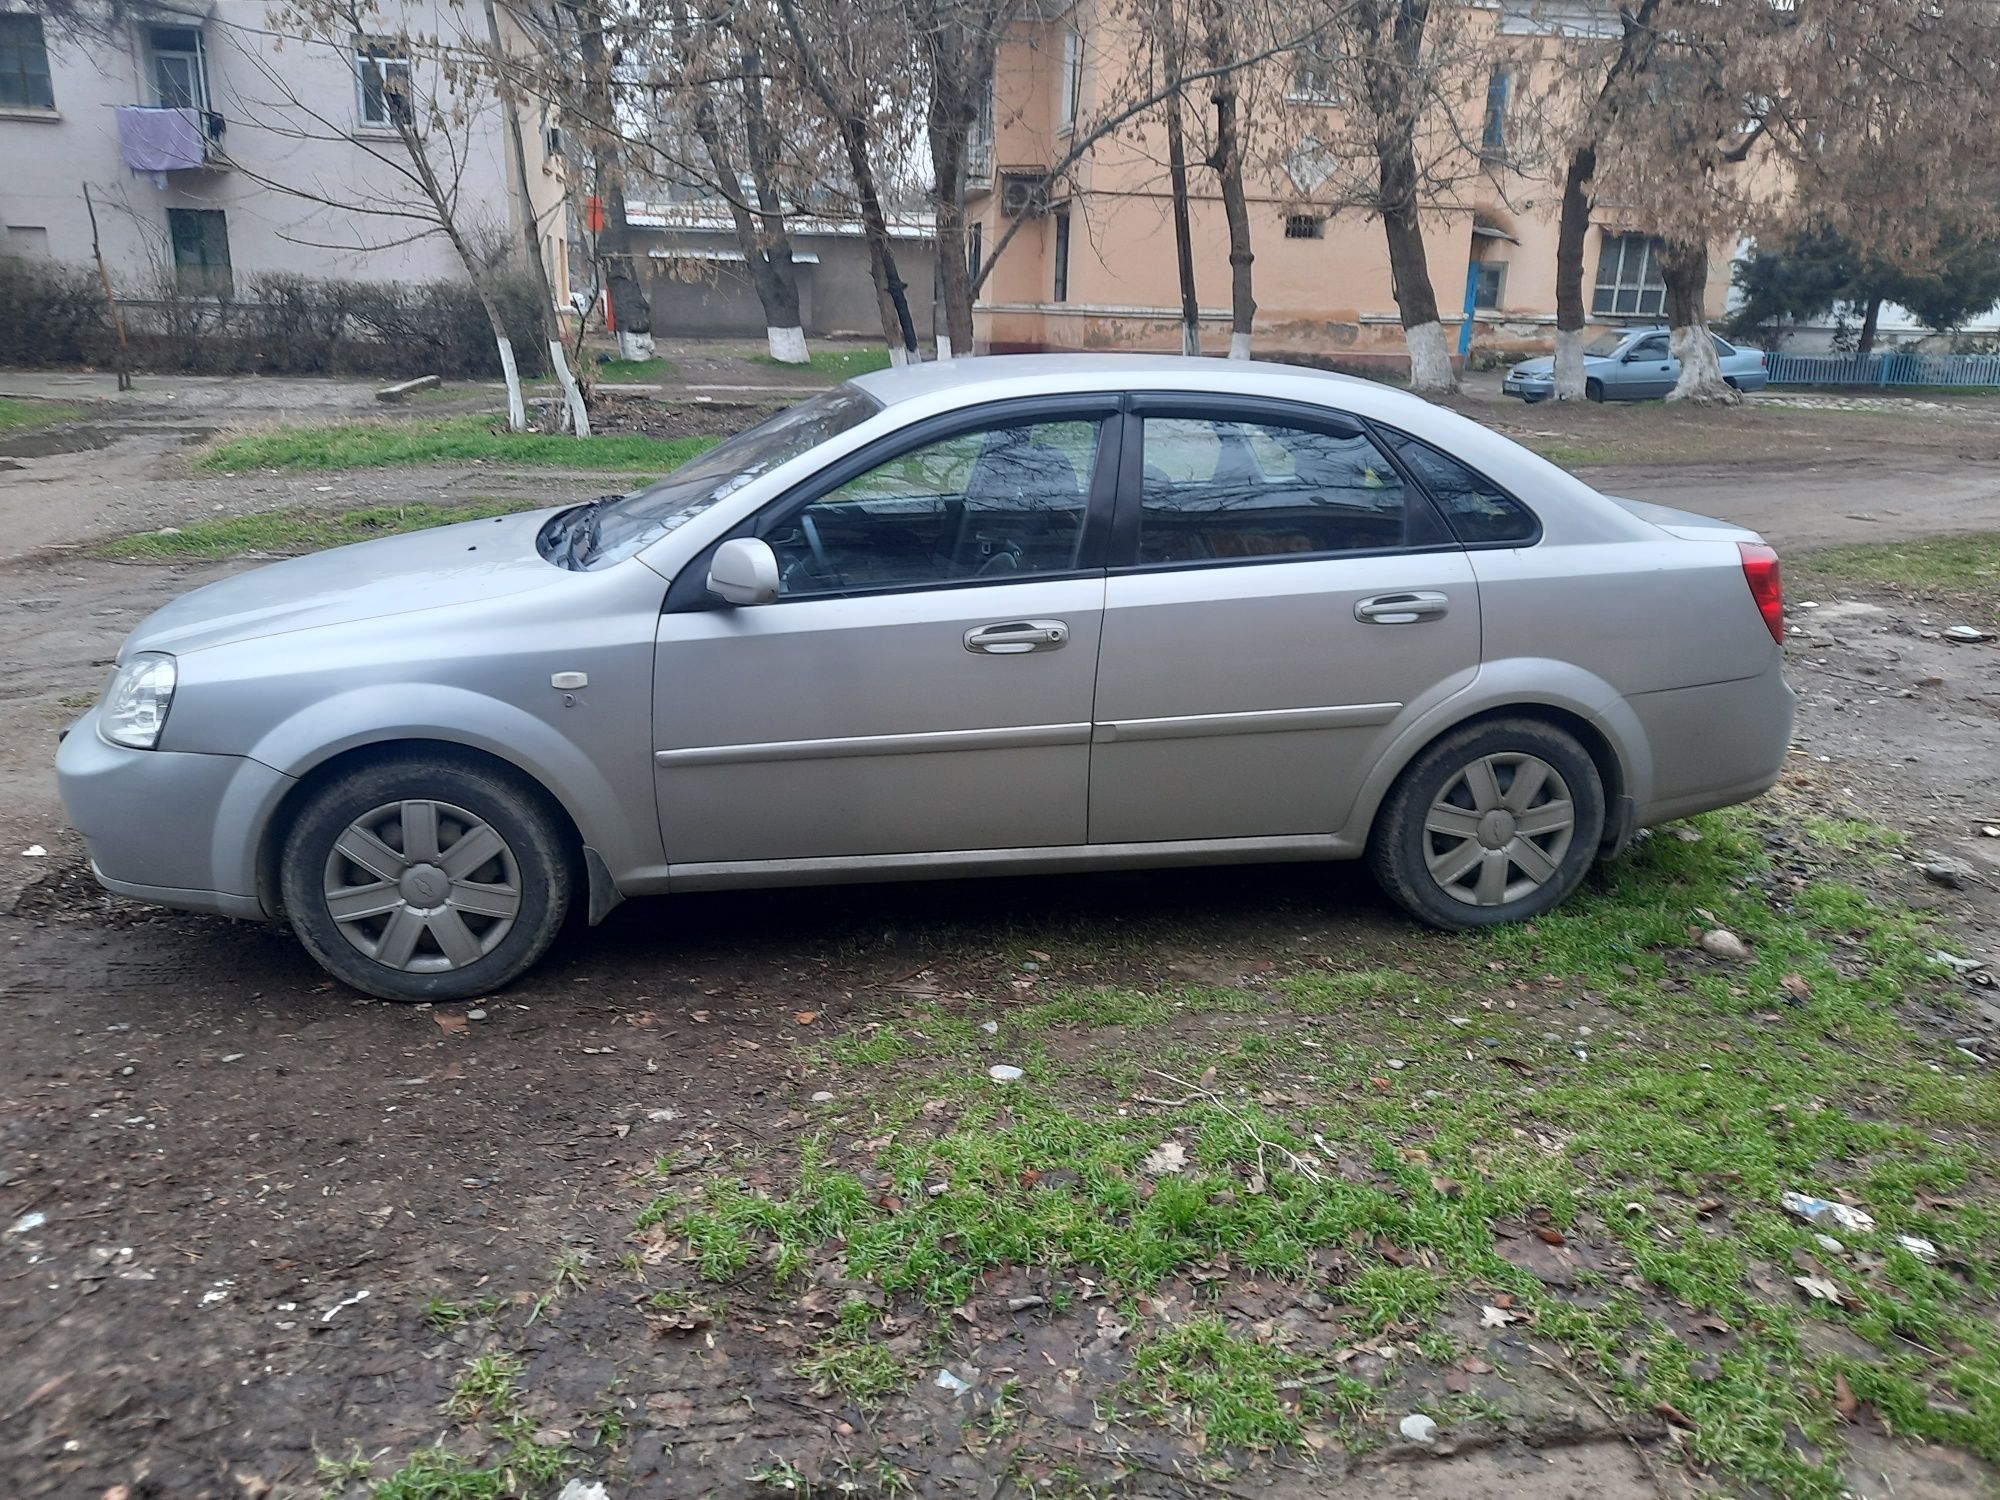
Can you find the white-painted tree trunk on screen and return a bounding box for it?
[548,339,592,437]
[765,325,808,364]
[616,329,655,362]
[1228,331,1252,360]
[1666,323,1740,404]
[935,333,953,361]
[1553,328,1587,401]
[1181,322,1202,358]
[888,346,912,368]
[1404,320,1458,395]
[494,336,526,432]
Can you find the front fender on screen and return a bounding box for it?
[1340,658,1653,843]
[243,683,665,881]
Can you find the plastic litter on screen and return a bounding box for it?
[934,1368,973,1395]
[1398,1413,1439,1444]
[1780,1191,1875,1233]
[19,845,47,857]
[1895,1234,1940,1263]
[988,1064,1024,1083]
[6,1210,47,1236]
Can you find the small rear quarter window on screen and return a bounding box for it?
[1380,431,1539,546]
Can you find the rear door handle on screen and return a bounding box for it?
[965,619,1069,654]
[1355,592,1450,624]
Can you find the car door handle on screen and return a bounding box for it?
[1355,592,1450,624]
[965,619,1069,654]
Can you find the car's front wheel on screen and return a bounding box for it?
[279,755,573,1001]
[1368,718,1605,931]
[1585,378,1605,403]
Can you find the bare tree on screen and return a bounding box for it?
[1198,0,1256,356]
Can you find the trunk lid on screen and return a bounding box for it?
[1607,495,1764,544]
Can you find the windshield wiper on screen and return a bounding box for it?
[561,492,627,569]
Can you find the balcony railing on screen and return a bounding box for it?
[115,105,227,175]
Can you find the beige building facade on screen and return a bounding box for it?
[0,0,565,297]
[967,2,1733,367]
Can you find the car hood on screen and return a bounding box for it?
[124,509,570,657]
[1509,357,1556,378]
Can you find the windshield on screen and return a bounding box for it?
[553,385,882,567]
[1583,332,1628,357]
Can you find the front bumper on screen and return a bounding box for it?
[55,709,294,920]
[1502,374,1554,402]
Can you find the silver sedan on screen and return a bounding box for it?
[1504,328,1770,402]
[58,355,1795,1000]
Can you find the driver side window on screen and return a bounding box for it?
[1629,337,1669,359]
[768,418,1101,596]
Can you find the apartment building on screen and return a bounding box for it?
[0,0,565,296]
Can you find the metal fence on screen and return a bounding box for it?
[1764,351,2000,388]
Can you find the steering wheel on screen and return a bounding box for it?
[801,512,835,581]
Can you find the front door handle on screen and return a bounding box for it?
[965,619,1069,654]
[1355,592,1450,625]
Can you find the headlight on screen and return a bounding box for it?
[100,652,177,750]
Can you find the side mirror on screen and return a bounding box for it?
[707,536,781,606]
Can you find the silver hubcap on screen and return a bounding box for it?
[322,799,521,973]
[1424,753,1575,907]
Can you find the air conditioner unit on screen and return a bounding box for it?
[999,172,1050,219]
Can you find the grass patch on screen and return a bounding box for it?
[752,346,893,379]
[0,396,87,431]
[651,804,2000,1496]
[197,416,716,475]
[796,1300,914,1404]
[1799,533,2000,596]
[592,356,674,384]
[92,498,544,560]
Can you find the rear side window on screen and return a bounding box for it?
[1380,431,1538,546]
[1136,415,1410,564]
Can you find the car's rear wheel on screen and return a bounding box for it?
[280,756,572,1002]
[1585,378,1605,403]
[1369,718,1605,931]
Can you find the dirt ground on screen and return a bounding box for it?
[1,367,1998,1499]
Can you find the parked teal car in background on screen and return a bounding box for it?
[1504,328,1770,403]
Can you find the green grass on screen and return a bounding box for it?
[196,416,716,475]
[1799,532,2000,595]
[591,356,675,384]
[650,805,2000,1495]
[752,346,893,379]
[92,498,544,560]
[0,396,87,431]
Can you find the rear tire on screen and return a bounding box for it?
[1585,378,1605,403]
[1369,718,1605,931]
[280,755,573,1002]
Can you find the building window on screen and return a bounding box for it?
[1058,26,1081,130]
[355,38,411,128]
[1284,214,1325,240]
[1592,232,1666,316]
[1288,44,1339,103]
[1481,69,1510,155]
[1472,261,1504,309]
[167,207,231,296]
[1052,208,1070,302]
[0,14,54,109]
[149,25,208,112]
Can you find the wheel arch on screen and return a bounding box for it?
[254,737,591,922]
[1347,675,1649,858]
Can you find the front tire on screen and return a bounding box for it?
[280,756,573,1002]
[1585,378,1605,403]
[1369,718,1605,931]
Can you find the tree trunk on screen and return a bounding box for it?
[1201,14,1254,358]
[1379,143,1455,394]
[841,114,920,363]
[1856,294,1882,355]
[575,2,651,361]
[483,0,589,434]
[928,77,977,357]
[1165,84,1201,356]
[1552,145,1595,400]
[1661,239,1737,404]
[694,82,807,364]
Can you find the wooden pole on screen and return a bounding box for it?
[82,184,132,391]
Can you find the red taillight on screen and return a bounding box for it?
[1739,541,1784,643]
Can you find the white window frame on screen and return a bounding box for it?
[1592,232,1667,318]
[1286,44,1341,105]
[354,37,411,130]
[148,25,209,113]
[1058,26,1081,132]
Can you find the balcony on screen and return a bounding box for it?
[115,105,227,177]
